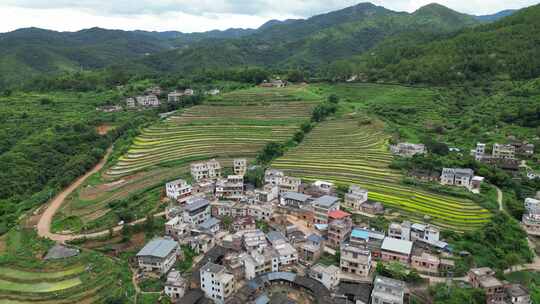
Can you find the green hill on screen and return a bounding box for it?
[136,3,479,74]
[355,3,540,83]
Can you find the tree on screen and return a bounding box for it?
[327,94,340,104]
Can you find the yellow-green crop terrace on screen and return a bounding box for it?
[108,86,321,176]
[271,118,491,231]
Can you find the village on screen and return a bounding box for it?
[131,154,536,304]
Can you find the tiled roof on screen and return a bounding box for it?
[328,210,350,219]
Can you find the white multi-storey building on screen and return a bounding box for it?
[264,169,301,193]
[164,270,186,301]
[340,244,372,277]
[344,185,368,210]
[136,238,179,274]
[200,262,235,304]
[136,94,160,107]
[493,143,516,160]
[233,159,247,176]
[182,198,211,225]
[215,175,244,201]
[165,179,192,203]
[191,159,222,181]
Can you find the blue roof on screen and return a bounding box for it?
[199,217,220,230]
[282,192,311,202]
[314,195,339,207]
[314,224,328,231]
[255,293,270,304]
[307,234,323,243]
[136,238,177,258]
[266,231,286,243]
[351,229,369,240]
[184,198,209,212]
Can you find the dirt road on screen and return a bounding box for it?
[36,147,166,243]
[496,186,504,211]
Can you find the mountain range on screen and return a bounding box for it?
[0,3,528,87]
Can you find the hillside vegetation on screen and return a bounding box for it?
[356,4,540,83]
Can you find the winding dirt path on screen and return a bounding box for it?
[36,147,167,243]
[36,147,113,242]
[495,186,504,212]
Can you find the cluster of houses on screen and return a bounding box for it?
[472,141,536,174]
[390,143,426,158]
[468,267,532,304]
[259,79,287,88]
[124,86,221,109]
[132,158,526,304]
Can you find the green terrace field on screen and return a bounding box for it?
[0,229,133,303]
[53,85,320,233]
[108,85,320,175]
[271,117,492,231]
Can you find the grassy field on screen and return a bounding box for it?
[0,229,134,303]
[271,117,491,230]
[52,85,321,233]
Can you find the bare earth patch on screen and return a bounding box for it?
[96,124,114,135]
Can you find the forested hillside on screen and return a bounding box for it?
[136,3,479,74]
[354,4,540,83]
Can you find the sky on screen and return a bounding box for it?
[0,0,538,33]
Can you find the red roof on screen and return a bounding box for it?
[328,210,351,220]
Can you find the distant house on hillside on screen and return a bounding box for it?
[440,168,484,193]
[168,91,184,103]
[96,105,123,113]
[260,79,287,88]
[126,97,136,108]
[136,94,160,107]
[390,143,426,157]
[206,89,220,96]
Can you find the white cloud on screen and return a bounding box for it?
[0,0,538,33]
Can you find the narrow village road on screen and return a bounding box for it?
[495,186,504,211]
[36,146,165,243]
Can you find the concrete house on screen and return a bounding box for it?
[344,185,368,210]
[327,210,352,249]
[340,244,372,277]
[126,97,136,108]
[254,184,279,203]
[411,250,440,274]
[136,238,179,274]
[390,143,426,157]
[164,270,186,302]
[243,247,280,280]
[215,175,244,201]
[198,217,221,234]
[381,237,413,264]
[313,195,340,225]
[183,198,211,225]
[200,262,235,304]
[309,264,340,290]
[264,169,301,193]
[505,284,531,304]
[280,192,312,208]
[522,197,540,236]
[191,159,222,181]
[301,234,324,264]
[493,143,516,160]
[243,229,267,251]
[233,158,247,176]
[167,91,184,102]
[166,179,192,204]
[371,276,406,304]
[440,168,474,187]
[388,222,411,241]
[165,217,190,241]
[136,94,160,107]
[468,267,505,304]
[312,180,334,194]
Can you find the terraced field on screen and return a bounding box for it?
[272,118,492,231]
[108,86,319,176]
[51,86,320,233]
[0,230,133,303]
